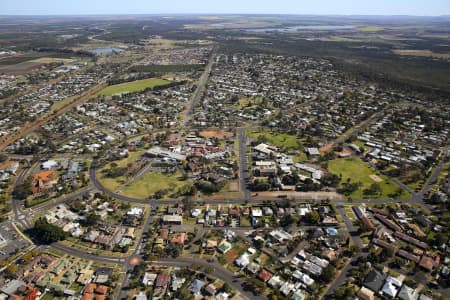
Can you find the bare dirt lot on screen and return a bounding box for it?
[369,174,383,182]
[199,130,235,139]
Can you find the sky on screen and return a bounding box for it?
[1,0,450,16]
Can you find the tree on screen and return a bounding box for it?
[23,252,32,263]
[334,285,354,299]
[13,177,32,200]
[321,173,340,187]
[349,245,361,254]
[320,265,335,283]
[364,183,382,196]
[82,212,100,227]
[31,218,67,244]
[222,282,233,294]
[166,243,183,258]
[5,264,17,277]
[305,211,320,224]
[253,238,265,249]
[180,184,195,196]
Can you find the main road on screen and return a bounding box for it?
[180,46,217,128]
[152,258,260,300]
[237,127,251,200]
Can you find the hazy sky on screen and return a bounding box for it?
[1,0,450,16]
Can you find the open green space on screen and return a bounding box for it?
[120,171,187,199]
[97,78,171,96]
[247,130,303,151]
[237,97,265,109]
[328,157,409,199]
[96,150,146,191]
[130,64,204,73]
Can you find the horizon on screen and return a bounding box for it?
[1,13,450,18]
[1,0,450,17]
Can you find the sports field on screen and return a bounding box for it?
[97,78,170,96]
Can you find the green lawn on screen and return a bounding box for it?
[328,157,409,199]
[293,152,308,163]
[97,78,171,96]
[247,130,302,151]
[120,171,187,199]
[96,150,146,191]
[99,176,126,192]
[238,97,264,109]
[41,293,55,300]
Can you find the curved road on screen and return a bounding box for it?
[153,258,260,300]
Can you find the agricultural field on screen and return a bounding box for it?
[392,49,450,61]
[358,26,384,32]
[0,53,78,74]
[328,157,408,199]
[0,60,44,75]
[71,39,128,52]
[0,54,43,66]
[29,57,75,64]
[96,78,171,96]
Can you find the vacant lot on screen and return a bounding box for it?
[328,157,408,199]
[247,130,302,151]
[97,78,170,96]
[120,171,186,199]
[97,150,146,191]
[199,130,234,139]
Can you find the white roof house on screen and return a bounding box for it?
[127,207,143,217]
[270,229,293,244]
[235,253,250,268]
[398,285,419,300]
[142,272,157,286]
[381,276,402,298]
[251,208,263,217]
[268,275,284,288]
[42,160,58,170]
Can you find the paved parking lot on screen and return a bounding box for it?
[0,221,30,261]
